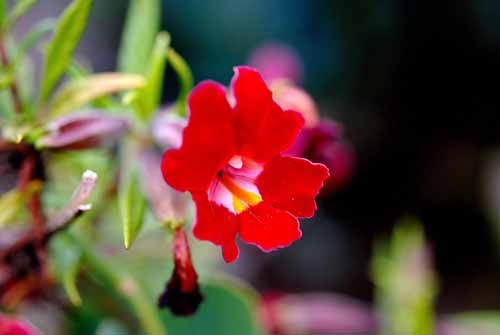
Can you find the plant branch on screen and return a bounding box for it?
[0,36,23,114]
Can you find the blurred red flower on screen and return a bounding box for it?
[161,67,329,262]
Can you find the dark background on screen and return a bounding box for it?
[24,0,500,312]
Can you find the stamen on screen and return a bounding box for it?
[220,174,261,210]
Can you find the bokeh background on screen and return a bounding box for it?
[17,0,500,314]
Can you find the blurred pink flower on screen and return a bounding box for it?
[0,314,42,335]
[249,43,303,83]
[259,292,376,335]
[274,83,356,193]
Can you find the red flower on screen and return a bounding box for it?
[161,67,329,262]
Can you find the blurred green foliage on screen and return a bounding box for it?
[372,216,437,335]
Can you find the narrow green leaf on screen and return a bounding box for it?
[48,72,145,119]
[39,0,93,103]
[134,32,170,120]
[117,0,160,74]
[4,0,38,30]
[119,165,146,249]
[50,232,83,305]
[0,0,5,29]
[167,48,193,117]
[14,18,55,63]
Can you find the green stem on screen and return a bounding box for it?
[167,48,193,118]
[68,233,168,335]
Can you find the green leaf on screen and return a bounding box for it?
[0,181,41,227]
[0,0,5,29]
[0,68,13,88]
[134,32,170,120]
[14,18,56,63]
[445,312,500,334]
[0,189,24,227]
[49,232,83,305]
[168,48,193,117]
[119,165,146,249]
[39,0,93,103]
[161,280,264,335]
[117,0,160,74]
[372,216,437,335]
[4,0,38,30]
[48,72,145,119]
[95,319,130,335]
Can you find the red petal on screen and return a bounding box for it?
[231,66,304,162]
[191,192,240,262]
[161,81,236,192]
[239,202,302,251]
[256,156,329,218]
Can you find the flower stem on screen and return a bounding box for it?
[68,233,168,335]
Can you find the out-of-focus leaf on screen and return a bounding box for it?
[0,189,23,226]
[36,111,129,149]
[50,232,83,305]
[67,232,167,335]
[119,164,146,249]
[0,181,41,227]
[0,69,13,88]
[95,319,129,335]
[168,48,193,117]
[4,0,38,30]
[439,312,500,335]
[134,32,170,120]
[14,18,55,62]
[67,60,91,79]
[39,0,93,103]
[0,0,5,29]
[118,0,160,74]
[161,280,265,335]
[138,148,187,228]
[48,73,145,119]
[372,216,437,335]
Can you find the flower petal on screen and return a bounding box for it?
[162,81,237,192]
[256,156,329,218]
[191,192,240,262]
[231,66,304,162]
[239,202,302,252]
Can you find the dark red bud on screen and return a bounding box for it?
[158,229,203,316]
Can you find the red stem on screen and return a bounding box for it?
[16,153,45,243]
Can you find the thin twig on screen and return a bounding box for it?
[0,36,23,114]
